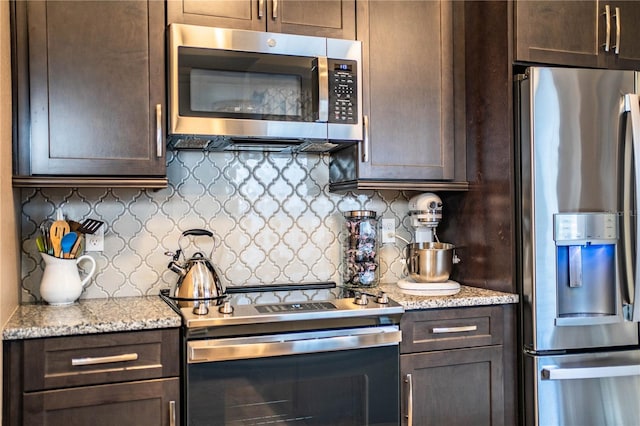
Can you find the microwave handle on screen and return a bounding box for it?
[317,57,329,123]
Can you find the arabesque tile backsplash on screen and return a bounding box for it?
[20,151,416,302]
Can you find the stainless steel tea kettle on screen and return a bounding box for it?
[166,229,224,306]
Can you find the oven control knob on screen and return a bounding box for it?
[376,292,389,305]
[218,301,234,315]
[354,293,369,306]
[192,303,209,316]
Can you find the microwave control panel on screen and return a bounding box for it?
[328,59,358,124]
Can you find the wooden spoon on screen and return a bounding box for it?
[50,211,70,258]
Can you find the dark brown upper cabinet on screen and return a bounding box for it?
[11,0,167,188]
[167,0,356,40]
[514,0,640,70]
[329,0,467,192]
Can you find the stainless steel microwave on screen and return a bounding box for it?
[168,24,362,152]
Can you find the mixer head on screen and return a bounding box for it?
[408,193,443,242]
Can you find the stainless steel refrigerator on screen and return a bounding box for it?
[516,66,640,426]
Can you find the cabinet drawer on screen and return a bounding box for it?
[23,377,179,426]
[400,306,504,354]
[22,329,179,391]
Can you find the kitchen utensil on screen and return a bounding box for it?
[68,220,82,232]
[405,242,460,283]
[39,252,96,305]
[77,218,104,234]
[61,232,79,259]
[35,236,46,253]
[40,220,53,255]
[50,210,70,258]
[166,229,224,312]
[70,233,83,258]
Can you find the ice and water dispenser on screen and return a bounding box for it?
[554,213,620,325]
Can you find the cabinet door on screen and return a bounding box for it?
[401,346,504,426]
[514,0,602,68]
[356,0,455,181]
[167,0,355,39]
[607,1,640,69]
[167,0,264,31]
[269,0,355,39]
[25,1,165,177]
[23,378,179,426]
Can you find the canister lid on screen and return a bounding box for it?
[344,210,377,219]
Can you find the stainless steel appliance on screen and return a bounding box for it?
[161,282,403,425]
[516,66,640,426]
[165,229,225,311]
[168,24,362,152]
[397,193,461,296]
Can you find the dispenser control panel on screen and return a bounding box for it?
[553,213,617,245]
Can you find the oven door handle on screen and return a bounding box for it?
[188,327,401,363]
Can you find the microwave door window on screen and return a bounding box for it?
[178,47,318,122]
[190,69,303,119]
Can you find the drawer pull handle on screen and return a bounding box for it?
[432,325,478,334]
[71,353,139,366]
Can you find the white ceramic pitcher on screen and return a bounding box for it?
[40,253,97,305]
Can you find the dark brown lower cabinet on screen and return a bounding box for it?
[400,306,507,426]
[23,378,179,426]
[401,346,503,426]
[3,329,180,426]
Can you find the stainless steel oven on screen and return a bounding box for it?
[162,283,403,426]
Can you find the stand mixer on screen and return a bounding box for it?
[397,193,461,296]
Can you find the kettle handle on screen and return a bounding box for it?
[182,229,213,237]
[179,229,216,260]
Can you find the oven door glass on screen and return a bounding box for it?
[178,47,319,122]
[187,345,399,426]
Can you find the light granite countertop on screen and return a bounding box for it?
[2,285,518,340]
[2,296,182,340]
[379,283,519,310]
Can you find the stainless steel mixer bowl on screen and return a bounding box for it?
[406,242,455,282]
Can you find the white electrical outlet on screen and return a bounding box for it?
[381,218,396,244]
[85,226,104,252]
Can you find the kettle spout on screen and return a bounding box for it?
[167,261,187,277]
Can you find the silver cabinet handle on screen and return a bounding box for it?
[317,57,329,123]
[603,4,611,52]
[169,401,176,426]
[405,373,413,426]
[614,6,621,54]
[71,352,139,366]
[272,0,278,19]
[432,325,477,334]
[542,364,640,380]
[258,0,264,18]
[362,115,370,162]
[155,104,163,158]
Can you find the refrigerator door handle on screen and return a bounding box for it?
[622,94,640,321]
[542,364,640,380]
